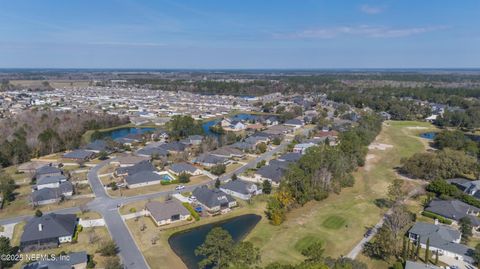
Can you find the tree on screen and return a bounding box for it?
[215,178,221,189]
[0,236,18,268]
[104,257,123,269]
[210,164,226,176]
[425,237,430,264]
[263,180,272,194]
[272,137,282,145]
[256,142,267,153]
[0,171,16,203]
[178,172,191,183]
[232,241,261,268]
[98,240,118,256]
[231,173,238,181]
[166,115,204,140]
[195,227,234,269]
[98,151,109,160]
[415,237,421,261]
[35,209,43,217]
[474,243,480,267]
[460,217,473,244]
[256,160,266,169]
[301,240,324,263]
[388,179,405,203]
[434,250,439,265]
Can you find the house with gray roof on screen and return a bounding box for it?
[425,199,480,227]
[159,141,187,153]
[84,139,109,153]
[35,165,63,180]
[22,251,88,269]
[115,160,156,176]
[278,152,302,163]
[408,222,474,263]
[145,200,191,226]
[193,153,230,167]
[63,149,96,161]
[448,178,480,199]
[254,160,290,186]
[284,118,304,128]
[220,180,261,200]
[20,213,77,252]
[210,146,245,158]
[35,174,68,190]
[31,181,73,206]
[135,146,168,158]
[168,162,202,176]
[124,171,165,188]
[192,186,237,214]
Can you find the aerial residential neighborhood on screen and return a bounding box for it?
[1,1,480,269]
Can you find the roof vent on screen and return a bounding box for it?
[38,224,43,231]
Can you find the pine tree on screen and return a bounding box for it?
[415,236,421,261]
[402,237,407,261]
[425,237,430,264]
[406,239,411,259]
[434,250,439,265]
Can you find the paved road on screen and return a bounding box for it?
[346,185,425,259]
[0,125,314,267]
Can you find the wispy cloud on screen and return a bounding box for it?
[360,4,385,14]
[274,25,448,39]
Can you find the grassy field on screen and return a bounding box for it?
[242,120,437,267]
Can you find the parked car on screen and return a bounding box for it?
[175,185,186,190]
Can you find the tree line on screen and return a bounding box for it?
[266,113,383,225]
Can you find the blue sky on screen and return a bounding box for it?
[0,0,479,68]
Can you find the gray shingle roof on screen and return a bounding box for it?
[36,175,68,186]
[159,141,187,152]
[169,162,198,174]
[35,165,62,177]
[31,181,73,203]
[136,146,168,157]
[20,213,77,244]
[220,180,254,195]
[425,199,480,225]
[194,154,228,165]
[146,200,190,222]
[116,160,156,175]
[278,152,302,162]
[210,146,244,157]
[63,149,95,160]
[409,222,473,259]
[84,139,108,152]
[404,261,441,269]
[256,160,289,183]
[193,186,235,209]
[125,171,163,185]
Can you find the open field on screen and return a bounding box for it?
[242,120,437,266]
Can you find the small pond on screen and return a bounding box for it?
[101,127,156,140]
[168,214,261,269]
[419,132,437,140]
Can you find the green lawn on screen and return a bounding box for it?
[243,120,437,266]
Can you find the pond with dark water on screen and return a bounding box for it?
[168,214,261,269]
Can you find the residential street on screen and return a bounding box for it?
[0,127,313,268]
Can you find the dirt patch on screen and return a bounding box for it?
[368,143,393,151]
[364,154,376,171]
[406,126,428,130]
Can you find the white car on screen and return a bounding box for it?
[175,185,186,190]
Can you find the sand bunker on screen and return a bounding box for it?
[368,143,394,150]
[406,126,428,130]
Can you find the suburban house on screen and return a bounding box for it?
[293,142,316,154]
[211,146,245,158]
[231,141,256,151]
[424,199,480,227]
[220,180,262,200]
[115,160,156,177]
[168,162,202,176]
[124,170,174,189]
[22,251,88,269]
[244,135,270,146]
[284,118,304,129]
[193,186,237,214]
[63,149,96,161]
[159,141,187,154]
[31,181,74,206]
[135,146,168,158]
[448,178,480,199]
[34,165,63,180]
[277,152,302,163]
[221,118,247,131]
[145,200,191,226]
[84,139,109,153]
[110,154,150,167]
[254,160,290,186]
[181,135,203,145]
[20,213,77,252]
[408,222,474,263]
[193,153,230,167]
[34,174,68,190]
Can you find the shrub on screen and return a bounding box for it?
[129,208,137,213]
[210,164,226,176]
[107,182,118,191]
[98,240,119,256]
[178,172,191,183]
[182,202,200,221]
[421,211,452,225]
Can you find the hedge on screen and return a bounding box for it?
[182,202,200,221]
[421,211,453,225]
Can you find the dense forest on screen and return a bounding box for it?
[0,110,128,167]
